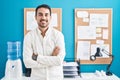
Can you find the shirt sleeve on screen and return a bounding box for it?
[37,32,66,66]
[23,33,47,68]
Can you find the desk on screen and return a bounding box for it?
[1,73,120,80]
[64,73,120,80]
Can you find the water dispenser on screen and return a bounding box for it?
[4,41,22,80]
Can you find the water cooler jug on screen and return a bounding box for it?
[4,41,22,80]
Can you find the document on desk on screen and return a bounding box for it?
[63,62,78,71]
[63,67,78,71]
[63,62,79,67]
[64,71,78,76]
[63,62,80,78]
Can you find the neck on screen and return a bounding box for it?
[39,27,48,37]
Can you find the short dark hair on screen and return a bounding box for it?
[35,4,51,16]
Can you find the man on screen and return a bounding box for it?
[23,4,66,80]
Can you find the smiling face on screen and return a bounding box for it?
[35,7,51,29]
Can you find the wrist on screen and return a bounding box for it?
[32,54,38,61]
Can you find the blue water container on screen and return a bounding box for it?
[4,41,22,80]
[7,41,21,60]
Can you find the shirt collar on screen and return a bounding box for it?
[36,27,51,36]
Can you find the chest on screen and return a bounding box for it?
[32,34,56,56]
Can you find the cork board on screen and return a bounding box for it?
[75,8,112,64]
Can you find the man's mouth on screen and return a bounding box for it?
[40,19,46,22]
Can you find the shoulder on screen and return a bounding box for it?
[50,28,64,40]
[24,28,37,39]
[51,28,63,36]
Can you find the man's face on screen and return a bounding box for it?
[35,8,51,28]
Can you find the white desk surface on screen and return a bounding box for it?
[1,73,120,80]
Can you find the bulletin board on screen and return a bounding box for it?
[24,8,62,35]
[75,8,112,64]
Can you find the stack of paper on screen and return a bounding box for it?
[63,62,80,78]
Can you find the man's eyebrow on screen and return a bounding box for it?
[38,12,42,14]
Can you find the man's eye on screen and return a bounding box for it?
[45,14,48,17]
[39,14,42,16]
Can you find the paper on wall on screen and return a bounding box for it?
[77,11,89,18]
[27,12,37,30]
[96,40,104,45]
[96,28,102,33]
[78,26,96,39]
[90,14,109,27]
[91,44,109,58]
[49,13,58,27]
[77,41,90,60]
[96,34,102,37]
[103,29,108,39]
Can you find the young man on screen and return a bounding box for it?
[23,4,66,80]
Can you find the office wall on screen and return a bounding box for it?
[0,0,120,78]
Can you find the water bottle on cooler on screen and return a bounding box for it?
[4,41,22,80]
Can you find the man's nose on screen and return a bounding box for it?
[41,15,46,19]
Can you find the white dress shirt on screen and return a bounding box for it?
[23,27,66,80]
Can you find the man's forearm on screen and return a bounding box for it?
[52,46,60,56]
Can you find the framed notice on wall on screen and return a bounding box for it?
[24,8,62,35]
[75,8,112,64]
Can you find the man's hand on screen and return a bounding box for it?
[52,46,60,56]
[32,53,38,61]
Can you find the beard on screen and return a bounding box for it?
[38,23,48,28]
[38,19,49,28]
